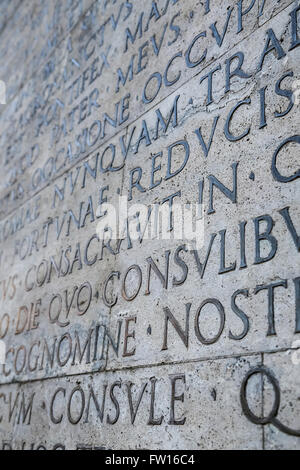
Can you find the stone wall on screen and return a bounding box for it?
[0,0,299,450]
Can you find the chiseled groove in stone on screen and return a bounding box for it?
[0,0,296,223]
